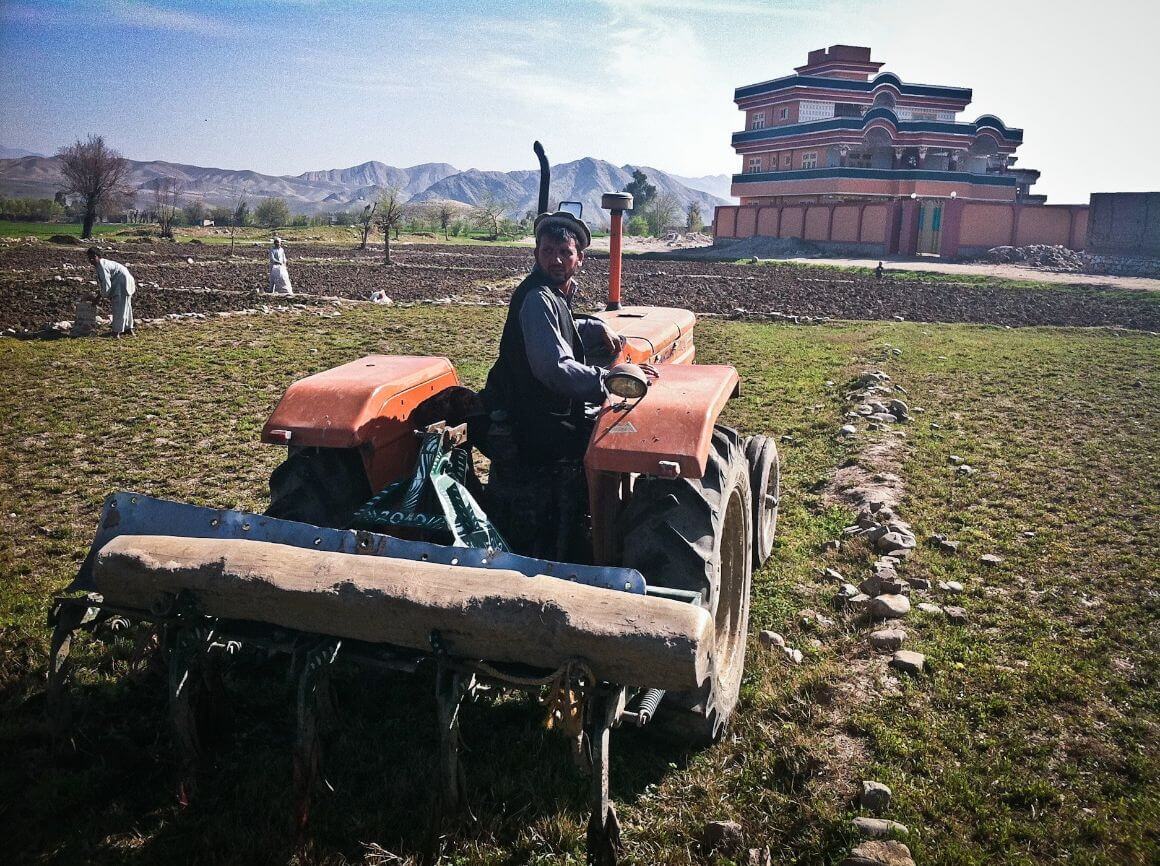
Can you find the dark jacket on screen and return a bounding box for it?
[481,267,594,464]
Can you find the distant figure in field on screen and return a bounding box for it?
[86,247,136,337]
[268,237,294,294]
[875,261,885,281]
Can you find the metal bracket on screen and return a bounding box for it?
[293,639,341,833]
[45,596,102,748]
[167,620,221,806]
[586,685,626,866]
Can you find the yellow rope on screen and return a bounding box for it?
[468,657,594,737]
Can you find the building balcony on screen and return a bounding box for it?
[732,109,1022,149]
[734,167,1017,186]
[731,167,1018,203]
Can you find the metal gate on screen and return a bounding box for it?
[917,202,942,255]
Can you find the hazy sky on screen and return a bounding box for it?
[1,0,1155,203]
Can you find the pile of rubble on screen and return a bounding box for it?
[983,244,1088,272]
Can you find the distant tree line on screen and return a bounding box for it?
[3,150,710,240]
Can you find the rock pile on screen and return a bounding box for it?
[984,244,1087,272]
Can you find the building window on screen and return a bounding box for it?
[835,103,863,118]
[778,107,789,120]
[751,112,765,130]
[802,151,818,170]
[747,156,762,173]
[798,100,834,122]
[846,151,872,168]
[782,153,791,167]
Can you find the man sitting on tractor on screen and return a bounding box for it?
[475,210,621,557]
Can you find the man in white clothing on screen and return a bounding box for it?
[268,237,293,294]
[86,247,136,338]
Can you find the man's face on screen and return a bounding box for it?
[535,234,583,288]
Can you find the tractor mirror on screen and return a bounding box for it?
[558,201,583,219]
[605,363,649,400]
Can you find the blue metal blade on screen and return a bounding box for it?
[71,492,645,596]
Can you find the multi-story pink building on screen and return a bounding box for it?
[716,45,1087,256]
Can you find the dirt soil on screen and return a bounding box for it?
[2,240,1158,334]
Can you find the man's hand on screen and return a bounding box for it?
[598,321,624,357]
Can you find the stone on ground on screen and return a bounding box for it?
[916,602,943,614]
[890,650,925,676]
[841,840,916,866]
[851,816,909,837]
[876,532,916,554]
[980,553,1004,567]
[758,630,785,649]
[869,628,906,651]
[870,594,910,619]
[701,820,744,857]
[944,605,969,624]
[859,780,893,814]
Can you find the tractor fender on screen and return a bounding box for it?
[261,355,460,490]
[585,364,740,480]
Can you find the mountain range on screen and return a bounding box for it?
[0,150,733,227]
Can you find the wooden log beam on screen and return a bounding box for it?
[93,535,713,692]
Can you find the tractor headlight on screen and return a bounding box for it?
[604,363,649,400]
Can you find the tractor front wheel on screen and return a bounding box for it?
[265,446,372,529]
[745,434,780,569]
[621,426,753,744]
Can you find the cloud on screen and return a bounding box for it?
[106,1,226,35]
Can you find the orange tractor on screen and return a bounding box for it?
[49,144,780,864]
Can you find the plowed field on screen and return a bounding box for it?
[2,240,1157,333]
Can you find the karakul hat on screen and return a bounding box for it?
[533,211,591,251]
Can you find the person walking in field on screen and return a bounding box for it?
[268,237,294,294]
[86,247,136,338]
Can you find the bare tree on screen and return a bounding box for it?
[470,193,507,240]
[435,201,455,240]
[153,176,183,239]
[374,187,406,264]
[228,188,249,253]
[645,192,680,236]
[357,201,377,250]
[56,134,131,238]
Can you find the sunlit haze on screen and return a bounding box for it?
[1,0,1154,203]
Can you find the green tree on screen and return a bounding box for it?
[626,215,649,236]
[624,169,656,215]
[183,200,206,226]
[233,199,251,227]
[686,201,703,233]
[255,197,290,230]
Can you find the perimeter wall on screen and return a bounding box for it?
[713,199,1089,258]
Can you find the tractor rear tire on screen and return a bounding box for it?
[621,426,753,744]
[745,434,780,569]
[265,446,372,529]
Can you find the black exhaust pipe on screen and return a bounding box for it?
[533,141,549,215]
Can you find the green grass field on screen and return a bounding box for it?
[0,307,1155,864]
[0,221,130,240]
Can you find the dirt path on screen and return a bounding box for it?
[781,255,1160,291]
